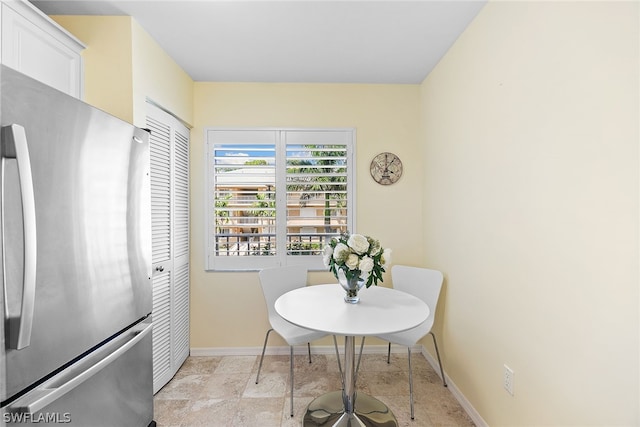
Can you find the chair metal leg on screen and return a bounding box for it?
[430,332,447,387]
[255,328,274,384]
[353,337,366,389]
[307,342,312,363]
[387,342,391,364]
[355,337,365,377]
[407,347,415,420]
[333,335,344,389]
[289,345,294,417]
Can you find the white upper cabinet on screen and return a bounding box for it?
[1,0,85,98]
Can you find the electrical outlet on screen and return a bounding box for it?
[503,364,514,395]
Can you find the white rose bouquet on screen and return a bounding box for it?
[322,231,392,288]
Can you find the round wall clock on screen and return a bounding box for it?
[370,152,403,185]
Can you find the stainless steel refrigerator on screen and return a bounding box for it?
[0,65,154,426]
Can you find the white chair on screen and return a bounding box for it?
[255,265,328,417]
[376,265,447,420]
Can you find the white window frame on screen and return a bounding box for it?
[205,127,356,271]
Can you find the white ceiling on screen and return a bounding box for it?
[31,0,486,84]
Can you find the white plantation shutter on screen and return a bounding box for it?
[147,103,190,394]
[206,128,354,271]
[207,131,277,270]
[284,131,351,260]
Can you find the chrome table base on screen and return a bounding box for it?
[303,390,398,426]
[302,333,398,426]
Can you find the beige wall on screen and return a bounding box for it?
[419,1,639,425]
[190,83,422,348]
[51,16,193,127]
[52,16,134,123]
[131,21,193,128]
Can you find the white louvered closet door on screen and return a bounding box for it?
[147,103,190,394]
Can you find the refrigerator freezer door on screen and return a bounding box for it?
[3,319,153,426]
[0,66,152,403]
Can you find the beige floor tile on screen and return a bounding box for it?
[200,372,251,399]
[254,355,290,375]
[215,355,257,374]
[360,352,406,372]
[153,398,191,426]
[293,370,342,397]
[180,398,241,426]
[323,353,343,375]
[376,394,435,427]
[291,354,330,374]
[153,353,475,427]
[358,370,411,396]
[175,356,222,377]
[243,371,288,398]
[232,397,283,427]
[155,374,208,401]
[416,386,475,427]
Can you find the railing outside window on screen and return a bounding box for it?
[213,232,334,257]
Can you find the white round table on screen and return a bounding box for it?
[275,284,429,427]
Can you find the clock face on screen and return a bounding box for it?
[370,152,403,185]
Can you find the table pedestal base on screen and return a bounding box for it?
[302,390,397,427]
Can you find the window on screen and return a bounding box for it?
[205,128,355,271]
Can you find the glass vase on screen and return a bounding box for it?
[337,269,366,304]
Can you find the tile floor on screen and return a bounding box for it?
[154,352,475,427]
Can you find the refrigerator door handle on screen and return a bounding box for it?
[7,320,153,414]
[1,124,37,350]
